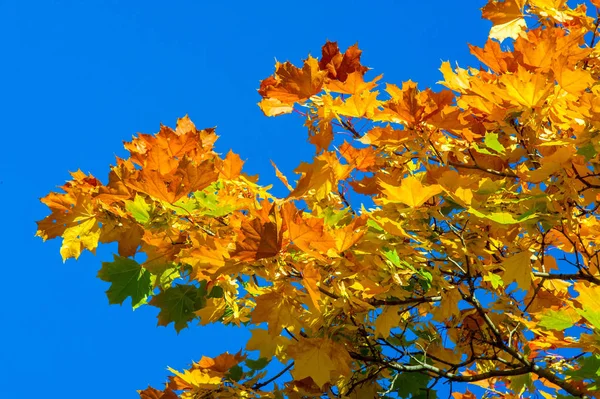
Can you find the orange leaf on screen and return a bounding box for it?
[481,0,527,41]
[126,158,218,204]
[219,150,244,180]
[318,41,368,82]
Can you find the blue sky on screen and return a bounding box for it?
[0,0,492,396]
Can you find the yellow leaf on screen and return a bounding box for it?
[554,61,595,95]
[258,97,294,116]
[439,61,471,92]
[332,89,381,118]
[246,328,291,360]
[573,282,600,330]
[375,306,402,338]
[302,263,322,310]
[288,338,336,388]
[380,176,443,207]
[251,285,299,336]
[502,251,532,290]
[482,0,527,41]
[60,217,101,261]
[167,367,222,390]
[437,288,462,319]
[501,66,553,108]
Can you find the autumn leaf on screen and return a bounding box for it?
[232,204,284,261]
[379,176,443,207]
[574,282,600,330]
[318,41,368,82]
[502,251,532,290]
[375,306,403,338]
[258,56,327,114]
[501,66,553,108]
[246,328,290,359]
[301,263,322,310]
[251,285,299,336]
[481,0,527,41]
[287,338,336,388]
[219,150,244,180]
[126,158,218,204]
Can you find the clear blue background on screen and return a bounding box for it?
[0,0,498,396]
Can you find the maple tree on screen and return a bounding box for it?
[36,0,600,397]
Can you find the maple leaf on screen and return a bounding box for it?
[232,203,284,261]
[178,233,229,280]
[246,328,291,359]
[339,141,377,172]
[167,367,222,390]
[138,387,178,399]
[501,66,553,108]
[97,255,154,309]
[481,0,527,41]
[502,251,532,291]
[469,40,516,73]
[537,307,580,331]
[573,282,600,330]
[126,158,218,204]
[251,284,299,336]
[218,150,244,180]
[282,203,336,259]
[99,221,144,258]
[301,263,321,310]
[379,176,443,207]
[150,284,207,332]
[287,338,337,389]
[258,56,327,115]
[36,172,102,261]
[318,41,368,82]
[375,306,403,338]
[125,194,151,224]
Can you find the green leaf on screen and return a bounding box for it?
[538,309,578,331]
[476,179,502,195]
[392,371,431,398]
[510,373,533,395]
[246,357,270,370]
[577,143,597,161]
[193,184,236,217]
[97,255,153,309]
[472,143,494,155]
[155,266,181,289]
[125,194,151,224]
[226,364,244,382]
[576,306,600,331]
[417,269,433,291]
[322,207,350,226]
[149,283,208,332]
[484,132,506,154]
[208,285,225,299]
[566,355,600,380]
[483,272,504,289]
[366,218,385,233]
[382,248,400,267]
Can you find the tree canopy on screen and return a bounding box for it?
[37,1,600,398]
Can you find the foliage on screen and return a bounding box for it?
[37,1,600,397]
